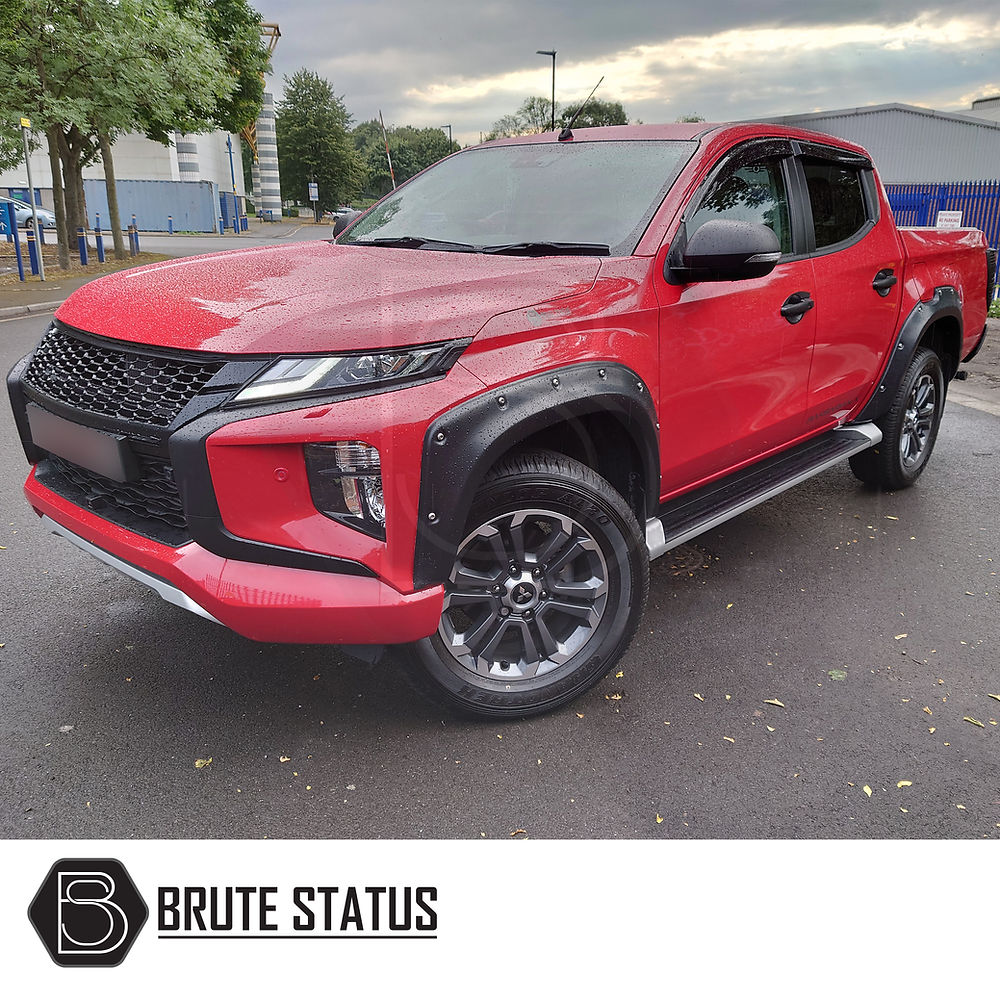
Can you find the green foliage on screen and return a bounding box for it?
[487,95,632,140]
[676,114,706,123]
[352,120,458,200]
[275,69,364,212]
[988,297,1000,318]
[169,0,270,135]
[558,98,629,130]
[485,97,557,140]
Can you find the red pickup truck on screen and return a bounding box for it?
[7,123,994,718]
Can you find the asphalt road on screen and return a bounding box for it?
[1,313,997,839]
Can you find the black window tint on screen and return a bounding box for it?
[803,161,867,248]
[688,160,792,254]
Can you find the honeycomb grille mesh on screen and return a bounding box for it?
[24,325,223,427]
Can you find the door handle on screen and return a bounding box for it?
[872,268,897,296]
[780,291,814,324]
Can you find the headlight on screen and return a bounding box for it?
[231,340,470,404]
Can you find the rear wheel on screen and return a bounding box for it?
[410,451,648,719]
[849,346,945,489]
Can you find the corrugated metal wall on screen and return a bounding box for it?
[757,107,1000,183]
[83,178,220,232]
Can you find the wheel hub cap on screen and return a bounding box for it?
[438,509,609,680]
[900,373,936,469]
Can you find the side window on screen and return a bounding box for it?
[803,160,867,249]
[688,159,792,254]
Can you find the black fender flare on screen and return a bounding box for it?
[413,361,659,589]
[854,287,962,424]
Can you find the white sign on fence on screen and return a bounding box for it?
[308,182,319,202]
[935,210,963,229]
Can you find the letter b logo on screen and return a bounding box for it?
[29,859,148,967]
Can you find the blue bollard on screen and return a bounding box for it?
[133,223,140,253]
[26,226,39,275]
[168,215,173,235]
[94,214,105,263]
[38,223,45,245]
[77,226,88,265]
[12,222,24,280]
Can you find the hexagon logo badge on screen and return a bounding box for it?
[28,858,148,967]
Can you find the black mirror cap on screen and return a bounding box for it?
[669,219,781,283]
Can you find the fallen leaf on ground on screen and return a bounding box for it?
[929,727,936,733]
[885,515,899,520]
[897,780,912,788]
[863,785,873,797]
[988,694,1000,703]
[606,692,623,701]
[764,699,785,707]
[279,756,291,763]
[194,758,212,769]
[923,707,932,715]
[58,725,74,733]
[900,807,908,813]
[615,671,624,678]
[767,726,775,732]
[723,736,735,743]
[510,829,527,837]
[956,804,966,810]
[964,716,985,728]
[576,713,584,719]
[694,693,705,702]
[656,814,663,824]
[894,634,908,640]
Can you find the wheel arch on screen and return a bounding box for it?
[413,362,659,589]
[855,286,962,424]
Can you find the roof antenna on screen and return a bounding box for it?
[558,76,605,142]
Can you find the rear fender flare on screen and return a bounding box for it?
[855,286,961,424]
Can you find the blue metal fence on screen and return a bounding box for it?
[885,180,1000,289]
[83,178,221,233]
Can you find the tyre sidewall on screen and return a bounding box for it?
[413,466,646,717]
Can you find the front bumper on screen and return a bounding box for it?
[26,469,444,645]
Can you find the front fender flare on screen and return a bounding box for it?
[413,362,659,589]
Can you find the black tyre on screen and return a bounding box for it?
[849,347,945,490]
[410,450,649,719]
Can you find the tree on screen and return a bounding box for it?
[275,70,364,214]
[558,98,629,130]
[352,121,458,200]
[485,97,557,140]
[0,0,248,264]
[676,114,706,123]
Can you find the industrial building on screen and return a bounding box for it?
[746,100,1000,183]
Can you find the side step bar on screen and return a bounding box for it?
[645,423,881,559]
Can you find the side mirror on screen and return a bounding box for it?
[669,219,781,283]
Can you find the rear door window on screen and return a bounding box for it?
[802,161,868,249]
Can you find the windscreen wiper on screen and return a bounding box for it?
[479,241,611,257]
[348,236,478,252]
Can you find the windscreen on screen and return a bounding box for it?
[341,140,696,255]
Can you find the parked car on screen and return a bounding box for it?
[7,123,993,718]
[1,195,56,229]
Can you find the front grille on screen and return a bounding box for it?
[36,455,190,547]
[23,323,224,428]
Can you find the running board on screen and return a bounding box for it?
[645,423,882,559]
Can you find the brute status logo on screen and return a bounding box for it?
[28,859,148,967]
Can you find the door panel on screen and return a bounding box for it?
[801,162,904,423]
[656,262,817,494]
[656,148,817,496]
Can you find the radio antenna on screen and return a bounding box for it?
[558,76,605,142]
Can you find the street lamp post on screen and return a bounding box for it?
[536,49,556,132]
[441,125,452,147]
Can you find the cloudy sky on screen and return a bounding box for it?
[257,1,1000,144]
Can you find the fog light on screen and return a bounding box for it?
[304,441,385,539]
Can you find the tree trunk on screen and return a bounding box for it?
[44,127,70,270]
[56,130,81,243]
[98,132,127,260]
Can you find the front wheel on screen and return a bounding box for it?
[849,346,945,490]
[410,451,649,719]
